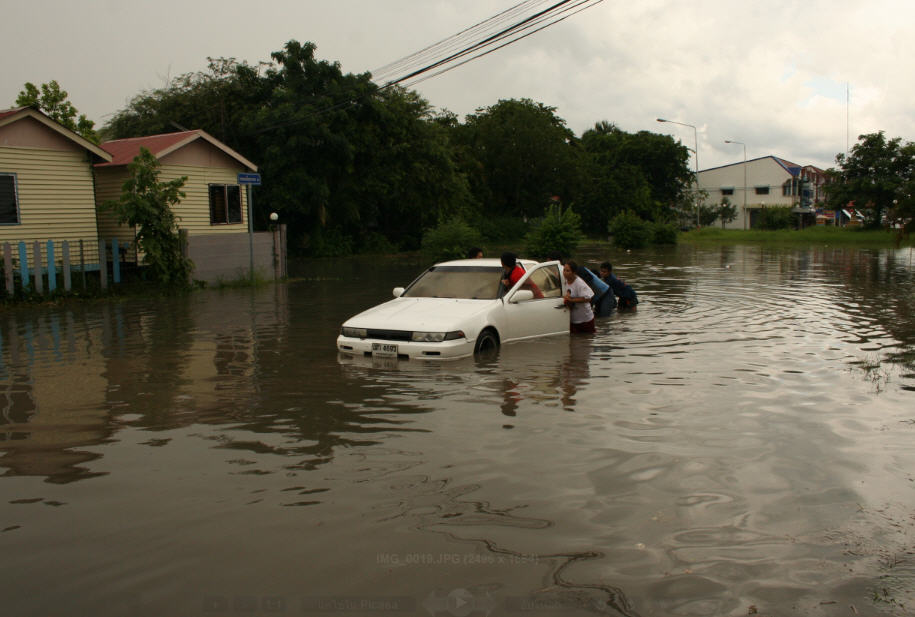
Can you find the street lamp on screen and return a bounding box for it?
[657,118,700,227]
[724,140,747,229]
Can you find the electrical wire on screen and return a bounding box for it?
[397,0,604,89]
[377,0,600,89]
[254,0,603,132]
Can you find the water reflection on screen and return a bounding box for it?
[0,245,913,616]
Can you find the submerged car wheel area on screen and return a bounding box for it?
[336,258,568,361]
[473,327,500,356]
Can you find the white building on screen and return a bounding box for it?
[697,156,827,229]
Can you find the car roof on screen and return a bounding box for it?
[435,258,540,267]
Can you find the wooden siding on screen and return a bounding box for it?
[0,146,100,263]
[94,163,249,240]
[94,166,136,249]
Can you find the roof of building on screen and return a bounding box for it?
[701,155,804,175]
[97,129,257,171]
[0,106,112,162]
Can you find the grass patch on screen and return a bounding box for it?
[681,227,915,248]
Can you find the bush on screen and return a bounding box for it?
[307,227,354,257]
[608,210,651,249]
[421,217,482,262]
[359,231,398,255]
[477,214,530,242]
[524,203,583,259]
[755,206,794,230]
[651,221,678,245]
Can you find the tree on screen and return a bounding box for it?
[103,148,192,286]
[104,41,472,255]
[524,202,583,258]
[578,122,692,232]
[16,80,99,143]
[825,132,915,231]
[456,98,581,220]
[717,198,738,228]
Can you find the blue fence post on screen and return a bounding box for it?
[18,242,29,290]
[47,240,57,293]
[111,238,121,284]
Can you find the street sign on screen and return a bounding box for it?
[237,172,261,186]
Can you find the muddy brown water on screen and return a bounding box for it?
[1,245,914,616]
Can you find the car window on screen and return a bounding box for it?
[403,266,503,299]
[526,264,563,298]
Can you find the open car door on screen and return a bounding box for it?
[501,262,568,342]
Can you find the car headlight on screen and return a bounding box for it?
[341,327,368,338]
[411,330,465,343]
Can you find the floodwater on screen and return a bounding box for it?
[1,244,914,617]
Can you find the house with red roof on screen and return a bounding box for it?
[94,129,270,282]
[0,106,112,264]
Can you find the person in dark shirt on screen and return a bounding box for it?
[599,262,638,309]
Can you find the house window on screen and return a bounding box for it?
[755,186,770,195]
[721,187,734,196]
[0,173,20,225]
[782,179,798,196]
[209,184,242,225]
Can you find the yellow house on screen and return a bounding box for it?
[95,129,258,249]
[0,107,112,264]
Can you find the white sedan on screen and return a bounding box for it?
[336,258,568,360]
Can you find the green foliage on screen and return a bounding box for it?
[755,206,794,230]
[608,210,652,249]
[421,217,482,262]
[717,198,739,228]
[578,122,692,231]
[16,80,99,143]
[697,203,720,227]
[651,221,678,244]
[103,44,472,254]
[306,227,354,257]
[825,132,915,232]
[456,98,580,220]
[103,148,192,286]
[359,231,399,255]
[524,203,583,258]
[476,214,530,242]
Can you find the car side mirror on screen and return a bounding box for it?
[510,290,534,303]
[393,287,405,298]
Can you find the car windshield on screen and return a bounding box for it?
[402,266,503,299]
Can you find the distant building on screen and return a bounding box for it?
[697,156,827,229]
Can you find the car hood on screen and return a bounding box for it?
[343,297,495,331]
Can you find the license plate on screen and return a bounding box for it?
[372,343,398,356]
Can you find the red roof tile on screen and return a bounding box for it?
[97,129,256,170]
[0,107,29,121]
[98,131,200,166]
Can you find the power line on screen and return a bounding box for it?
[254,0,603,133]
[399,0,604,89]
[370,0,547,84]
[377,0,600,90]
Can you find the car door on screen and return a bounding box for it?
[501,262,568,342]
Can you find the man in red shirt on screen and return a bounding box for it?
[500,252,525,288]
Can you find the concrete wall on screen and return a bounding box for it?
[186,226,286,284]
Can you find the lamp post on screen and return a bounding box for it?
[724,140,747,229]
[658,118,700,227]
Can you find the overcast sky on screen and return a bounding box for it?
[3,0,913,170]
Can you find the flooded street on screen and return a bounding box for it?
[1,245,914,616]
